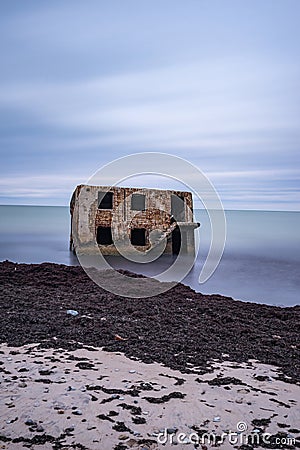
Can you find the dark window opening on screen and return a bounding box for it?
[171,194,185,221]
[97,226,113,245]
[131,228,146,246]
[98,191,113,209]
[131,193,145,211]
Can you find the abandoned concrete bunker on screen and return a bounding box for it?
[70,185,199,256]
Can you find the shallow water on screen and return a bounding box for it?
[0,205,299,306]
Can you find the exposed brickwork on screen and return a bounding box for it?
[70,185,198,256]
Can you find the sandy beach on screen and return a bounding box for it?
[1,344,299,449]
[0,261,299,449]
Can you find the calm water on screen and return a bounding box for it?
[0,205,299,306]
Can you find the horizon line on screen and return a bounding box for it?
[0,204,299,213]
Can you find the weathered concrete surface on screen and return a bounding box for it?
[70,185,199,256]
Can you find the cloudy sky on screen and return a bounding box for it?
[0,0,299,210]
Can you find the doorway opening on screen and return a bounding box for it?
[172,227,188,254]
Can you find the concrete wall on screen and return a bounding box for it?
[70,185,198,256]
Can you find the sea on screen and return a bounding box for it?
[0,205,299,307]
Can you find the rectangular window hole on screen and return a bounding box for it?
[131,228,146,246]
[98,191,113,209]
[97,226,113,245]
[171,194,185,221]
[131,193,145,211]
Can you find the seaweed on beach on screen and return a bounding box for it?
[0,261,299,384]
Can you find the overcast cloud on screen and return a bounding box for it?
[0,0,299,209]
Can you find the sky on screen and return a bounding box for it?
[0,0,299,210]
